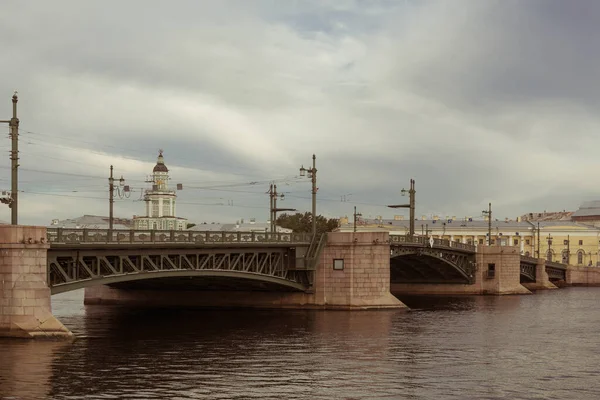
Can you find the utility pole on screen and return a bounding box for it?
[537,222,540,258]
[387,178,416,238]
[566,235,570,264]
[482,202,492,246]
[108,165,125,232]
[0,92,19,224]
[353,206,362,233]
[299,154,318,237]
[268,183,295,233]
[109,165,114,231]
[546,233,553,261]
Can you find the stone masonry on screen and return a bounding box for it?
[391,245,531,296]
[86,231,406,310]
[567,266,600,286]
[521,258,557,291]
[0,225,72,338]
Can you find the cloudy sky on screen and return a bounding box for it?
[0,0,597,226]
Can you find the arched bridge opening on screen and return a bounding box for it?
[390,246,476,284]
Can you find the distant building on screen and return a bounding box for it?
[571,200,600,227]
[50,215,132,230]
[338,217,600,266]
[519,210,573,222]
[187,220,292,233]
[133,151,187,230]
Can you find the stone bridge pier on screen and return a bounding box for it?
[391,245,532,296]
[0,226,72,338]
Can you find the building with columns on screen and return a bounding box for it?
[338,216,600,267]
[133,151,187,231]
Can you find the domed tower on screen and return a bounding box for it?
[133,150,187,230]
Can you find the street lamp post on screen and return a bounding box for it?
[482,202,492,246]
[268,183,295,233]
[108,165,125,231]
[0,92,19,225]
[387,179,416,238]
[353,206,362,233]
[546,233,553,261]
[299,154,317,237]
[563,235,570,264]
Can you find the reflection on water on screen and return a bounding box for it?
[1,288,600,399]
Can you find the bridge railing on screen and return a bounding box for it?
[545,260,568,270]
[520,255,539,264]
[47,228,313,245]
[389,235,476,252]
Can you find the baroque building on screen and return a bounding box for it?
[338,216,600,267]
[133,151,187,231]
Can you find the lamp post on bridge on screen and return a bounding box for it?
[546,233,553,261]
[353,206,362,233]
[563,235,570,264]
[268,183,296,233]
[482,202,492,246]
[108,165,128,232]
[0,92,19,225]
[299,154,317,237]
[387,179,415,238]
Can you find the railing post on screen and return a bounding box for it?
[150,230,155,242]
[130,230,135,243]
[188,231,193,242]
[221,231,226,242]
[251,232,256,242]
[57,228,63,243]
[237,232,241,242]
[170,230,175,242]
[82,229,88,242]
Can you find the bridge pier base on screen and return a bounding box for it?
[85,232,406,310]
[522,258,557,291]
[567,266,600,286]
[391,246,530,296]
[0,226,72,339]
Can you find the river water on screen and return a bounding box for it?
[1,288,599,399]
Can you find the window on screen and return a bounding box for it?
[467,239,472,245]
[487,263,495,279]
[562,250,569,263]
[525,251,530,257]
[513,239,519,246]
[333,259,344,270]
[479,239,484,245]
[579,240,583,245]
[526,239,530,245]
[577,250,584,265]
[490,239,495,245]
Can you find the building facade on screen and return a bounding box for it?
[339,217,600,267]
[133,151,187,231]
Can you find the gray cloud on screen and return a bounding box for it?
[0,0,597,226]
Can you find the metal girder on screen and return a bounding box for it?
[520,263,536,282]
[545,260,567,280]
[48,248,313,294]
[390,245,476,284]
[546,266,567,280]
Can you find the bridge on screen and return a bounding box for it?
[0,226,579,338]
[46,228,322,295]
[389,235,478,284]
[520,255,567,282]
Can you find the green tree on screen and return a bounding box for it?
[276,212,339,235]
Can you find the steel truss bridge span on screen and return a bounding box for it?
[520,256,567,282]
[389,235,477,284]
